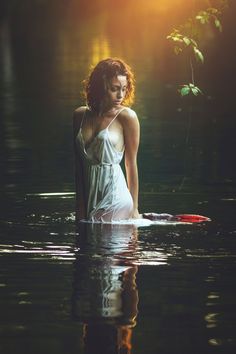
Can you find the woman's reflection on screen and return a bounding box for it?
[72,222,139,354]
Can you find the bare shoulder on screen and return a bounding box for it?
[73,106,87,122]
[73,106,87,132]
[118,107,139,127]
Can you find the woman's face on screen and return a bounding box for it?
[104,75,127,109]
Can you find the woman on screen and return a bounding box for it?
[73,58,141,222]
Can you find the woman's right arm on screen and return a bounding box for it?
[73,108,86,221]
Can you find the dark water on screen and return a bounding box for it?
[0,1,236,353]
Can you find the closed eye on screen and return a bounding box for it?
[110,85,127,92]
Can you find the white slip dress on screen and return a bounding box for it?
[76,107,134,222]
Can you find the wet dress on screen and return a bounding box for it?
[76,107,134,222]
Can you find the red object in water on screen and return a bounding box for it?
[142,213,211,223]
[173,214,211,223]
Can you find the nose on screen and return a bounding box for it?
[117,89,123,99]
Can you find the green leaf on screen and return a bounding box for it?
[179,84,203,97]
[174,36,183,42]
[180,86,191,96]
[174,46,182,55]
[190,38,198,47]
[190,85,203,96]
[199,16,207,24]
[196,15,202,20]
[208,7,219,15]
[215,19,222,31]
[196,86,203,95]
[183,37,191,46]
[194,47,204,63]
[192,88,199,96]
[196,11,209,24]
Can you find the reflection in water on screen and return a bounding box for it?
[72,222,139,354]
[0,21,14,100]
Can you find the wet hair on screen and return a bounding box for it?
[83,58,135,114]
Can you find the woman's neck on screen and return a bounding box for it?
[99,105,122,117]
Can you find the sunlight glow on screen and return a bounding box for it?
[137,0,186,11]
[90,36,110,69]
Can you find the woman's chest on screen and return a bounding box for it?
[82,123,124,152]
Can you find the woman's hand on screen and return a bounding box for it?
[131,208,142,219]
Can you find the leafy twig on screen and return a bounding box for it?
[166,2,226,96]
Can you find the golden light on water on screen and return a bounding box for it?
[90,35,111,69]
[26,192,75,199]
[0,242,76,261]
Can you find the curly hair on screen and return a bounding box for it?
[83,58,135,114]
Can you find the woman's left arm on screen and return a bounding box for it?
[123,109,141,218]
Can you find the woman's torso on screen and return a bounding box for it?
[74,106,134,221]
[76,107,127,165]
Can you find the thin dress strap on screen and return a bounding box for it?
[80,107,87,130]
[107,107,126,128]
